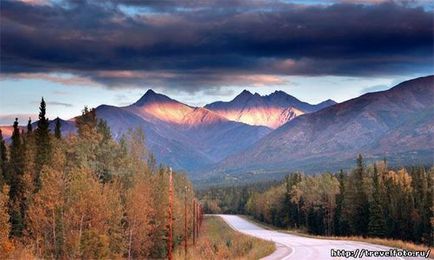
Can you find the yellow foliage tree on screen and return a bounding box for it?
[0,185,14,258]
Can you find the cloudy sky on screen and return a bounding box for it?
[0,0,433,124]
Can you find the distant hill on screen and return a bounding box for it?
[0,118,75,139]
[205,90,335,128]
[206,75,434,181]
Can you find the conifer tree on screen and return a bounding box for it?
[9,118,26,237]
[54,117,61,139]
[0,130,7,186]
[368,201,386,237]
[35,98,51,191]
[335,170,350,236]
[422,168,433,245]
[95,119,115,183]
[27,118,32,133]
[343,154,370,235]
[368,164,386,237]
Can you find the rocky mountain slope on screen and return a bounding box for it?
[205,90,335,128]
[96,91,272,171]
[208,75,434,179]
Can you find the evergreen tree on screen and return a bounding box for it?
[54,117,61,139]
[0,130,7,186]
[97,119,111,142]
[335,170,350,236]
[95,119,115,183]
[27,117,32,133]
[9,118,26,237]
[343,154,370,235]
[35,98,51,191]
[422,168,433,245]
[368,164,386,237]
[368,201,386,237]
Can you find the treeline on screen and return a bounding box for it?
[202,156,433,246]
[0,98,197,259]
[198,181,277,214]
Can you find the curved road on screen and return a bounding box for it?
[218,215,428,260]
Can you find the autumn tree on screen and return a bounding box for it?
[0,186,13,258]
[27,167,65,258]
[63,168,123,259]
[285,173,302,228]
[125,175,155,258]
[75,107,97,139]
[291,174,339,235]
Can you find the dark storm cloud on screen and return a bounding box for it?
[0,0,433,91]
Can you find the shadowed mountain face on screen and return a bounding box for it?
[209,76,434,179]
[205,90,336,128]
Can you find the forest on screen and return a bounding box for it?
[201,156,433,246]
[0,98,199,259]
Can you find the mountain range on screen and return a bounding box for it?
[205,90,336,128]
[95,90,272,171]
[1,75,433,183]
[207,75,434,182]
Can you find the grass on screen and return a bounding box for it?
[241,215,433,259]
[174,216,275,260]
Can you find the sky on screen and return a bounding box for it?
[0,0,433,125]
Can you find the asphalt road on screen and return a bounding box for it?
[218,215,428,260]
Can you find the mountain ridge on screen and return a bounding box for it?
[205,75,434,180]
[205,89,336,128]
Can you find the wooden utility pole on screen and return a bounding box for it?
[200,204,203,227]
[196,202,199,239]
[184,186,188,258]
[192,199,196,245]
[198,204,201,231]
[167,168,173,260]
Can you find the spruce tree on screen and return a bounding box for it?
[0,130,7,186]
[27,117,32,133]
[422,168,433,245]
[97,119,111,142]
[35,97,51,191]
[367,201,386,237]
[9,118,26,237]
[54,117,62,139]
[368,164,386,237]
[343,154,370,235]
[335,170,350,236]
